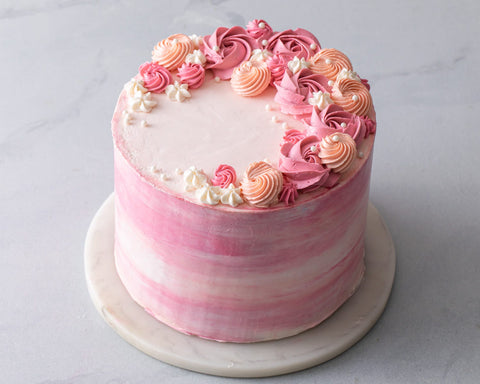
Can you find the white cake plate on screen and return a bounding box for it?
[85,194,395,378]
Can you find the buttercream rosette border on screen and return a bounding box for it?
[122,19,377,209]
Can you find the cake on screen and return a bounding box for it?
[112,20,377,343]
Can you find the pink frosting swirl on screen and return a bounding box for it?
[274,68,331,120]
[361,77,371,90]
[283,129,306,145]
[152,34,194,71]
[266,54,289,85]
[319,133,357,173]
[246,19,274,42]
[230,60,271,97]
[279,135,339,191]
[138,62,173,93]
[361,115,376,135]
[266,28,320,60]
[240,161,283,208]
[279,180,298,206]
[202,26,260,80]
[211,164,237,188]
[306,104,367,145]
[177,63,205,89]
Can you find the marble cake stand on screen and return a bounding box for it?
[85,194,395,378]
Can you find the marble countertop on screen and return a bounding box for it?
[1,1,479,383]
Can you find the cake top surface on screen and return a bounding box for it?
[112,19,376,210]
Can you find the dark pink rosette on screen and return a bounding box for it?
[306,104,367,145]
[279,135,339,191]
[282,129,306,145]
[274,68,331,120]
[266,54,289,85]
[279,179,298,206]
[211,164,237,188]
[266,28,320,60]
[177,63,205,89]
[361,115,376,135]
[361,77,371,91]
[246,19,274,43]
[202,26,260,80]
[138,62,173,93]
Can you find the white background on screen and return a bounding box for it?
[1,0,479,383]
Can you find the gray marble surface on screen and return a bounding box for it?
[1,0,479,383]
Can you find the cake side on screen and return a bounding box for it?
[114,137,373,342]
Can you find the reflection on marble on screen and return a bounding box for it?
[1,1,479,383]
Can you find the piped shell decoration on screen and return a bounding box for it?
[318,133,357,173]
[152,34,194,71]
[309,48,353,81]
[330,78,373,117]
[230,60,271,97]
[240,161,283,208]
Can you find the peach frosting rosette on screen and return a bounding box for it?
[330,77,373,118]
[152,34,194,71]
[240,161,283,208]
[319,133,357,173]
[309,48,353,81]
[230,60,271,97]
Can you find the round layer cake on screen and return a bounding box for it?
[112,20,377,343]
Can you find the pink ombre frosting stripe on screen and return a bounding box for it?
[113,142,373,342]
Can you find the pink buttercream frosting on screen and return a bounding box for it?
[279,135,339,191]
[362,115,376,135]
[306,104,367,145]
[177,63,205,89]
[202,26,260,80]
[266,54,289,85]
[283,129,307,145]
[279,180,298,205]
[246,19,274,42]
[266,28,320,60]
[274,68,331,120]
[138,62,173,93]
[211,164,237,188]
